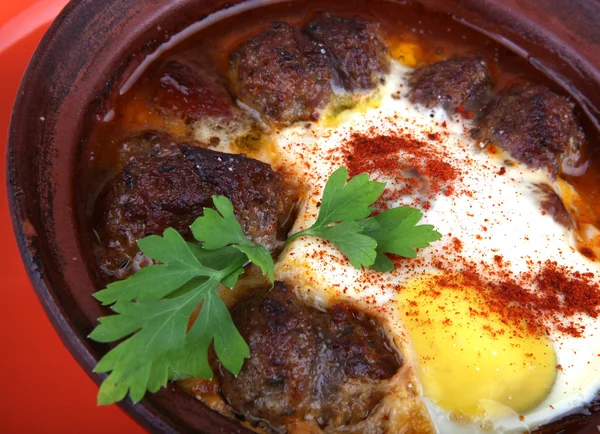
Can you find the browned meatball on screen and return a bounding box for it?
[219,284,317,431]
[311,303,400,429]
[142,57,252,146]
[153,58,238,122]
[473,81,586,175]
[229,22,335,124]
[408,54,492,112]
[95,135,288,279]
[115,131,178,168]
[219,283,400,432]
[323,304,400,380]
[305,13,390,91]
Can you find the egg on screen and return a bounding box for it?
[251,60,600,432]
[399,276,557,432]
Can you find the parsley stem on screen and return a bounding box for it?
[284,231,303,245]
[285,228,318,245]
[220,256,248,280]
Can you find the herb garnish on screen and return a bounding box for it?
[89,167,441,405]
[286,167,441,270]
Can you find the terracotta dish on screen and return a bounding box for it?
[7,0,600,432]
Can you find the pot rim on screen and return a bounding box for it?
[6,2,174,431]
[7,0,600,433]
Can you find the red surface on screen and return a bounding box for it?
[0,2,145,433]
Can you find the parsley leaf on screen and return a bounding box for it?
[93,276,233,405]
[186,243,245,289]
[360,207,442,271]
[286,168,441,271]
[191,195,275,283]
[94,228,227,305]
[89,223,261,405]
[300,167,385,229]
[297,221,377,269]
[287,167,385,268]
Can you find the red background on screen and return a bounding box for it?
[0,1,145,432]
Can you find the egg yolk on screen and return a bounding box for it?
[399,276,557,419]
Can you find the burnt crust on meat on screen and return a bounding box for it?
[473,81,587,175]
[218,282,400,433]
[219,284,317,432]
[407,54,492,112]
[305,12,390,91]
[229,22,336,124]
[94,134,288,279]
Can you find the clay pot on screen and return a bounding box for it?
[7,0,600,432]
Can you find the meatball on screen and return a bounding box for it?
[154,58,238,122]
[119,57,252,145]
[151,58,252,146]
[229,22,335,124]
[305,13,390,91]
[311,303,400,429]
[407,54,492,112]
[95,135,288,279]
[219,284,318,431]
[473,81,586,175]
[115,131,178,168]
[323,304,400,380]
[219,283,400,432]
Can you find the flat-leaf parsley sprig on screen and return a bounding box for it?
[286,167,442,270]
[89,166,441,405]
[90,198,272,405]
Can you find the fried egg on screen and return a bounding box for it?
[263,61,600,433]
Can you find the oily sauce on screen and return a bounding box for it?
[78,0,600,285]
[76,1,600,432]
[79,0,600,221]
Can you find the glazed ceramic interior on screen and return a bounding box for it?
[7,0,600,432]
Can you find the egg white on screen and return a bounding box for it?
[264,61,600,433]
